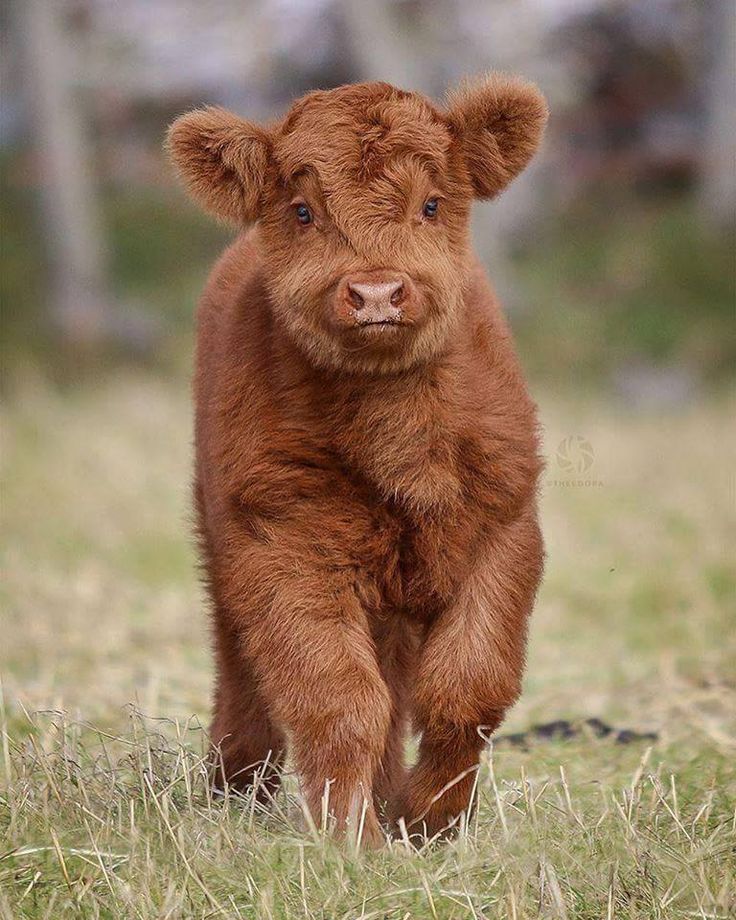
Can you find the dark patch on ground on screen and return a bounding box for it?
[494,718,658,750]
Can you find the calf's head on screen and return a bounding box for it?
[168,76,547,372]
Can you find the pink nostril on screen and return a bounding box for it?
[347,285,364,308]
[390,283,404,305]
[347,280,404,311]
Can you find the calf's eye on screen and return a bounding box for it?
[423,198,439,219]
[295,203,313,226]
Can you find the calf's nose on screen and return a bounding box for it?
[347,279,404,312]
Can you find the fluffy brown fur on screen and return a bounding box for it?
[167,74,547,845]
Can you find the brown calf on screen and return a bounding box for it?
[168,74,547,845]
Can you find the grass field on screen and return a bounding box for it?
[1,369,734,918]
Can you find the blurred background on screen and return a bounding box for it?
[1,0,734,392]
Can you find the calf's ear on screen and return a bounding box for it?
[166,107,270,224]
[446,73,548,199]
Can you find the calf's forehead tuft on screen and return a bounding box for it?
[273,82,452,188]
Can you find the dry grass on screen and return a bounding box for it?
[1,369,734,918]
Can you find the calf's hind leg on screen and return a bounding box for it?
[370,616,418,825]
[210,609,286,802]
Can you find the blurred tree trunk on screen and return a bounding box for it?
[698,0,736,229]
[19,0,113,348]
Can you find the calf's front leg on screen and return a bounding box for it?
[234,562,392,846]
[401,507,543,839]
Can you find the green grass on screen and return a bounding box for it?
[512,197,736,384]
[1,370,734,918]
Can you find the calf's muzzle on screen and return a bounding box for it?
[334,272,415,328]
